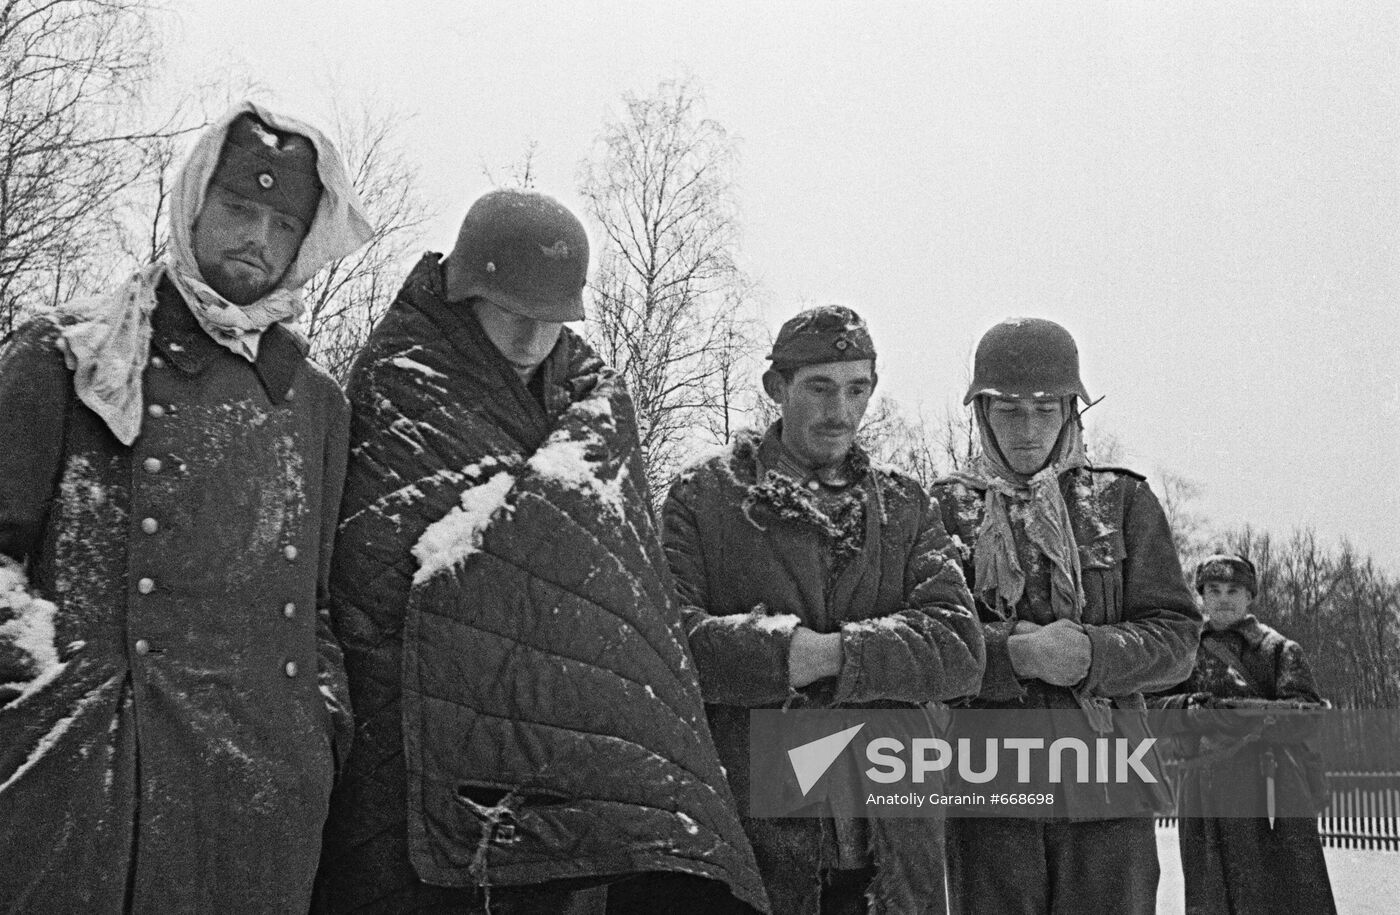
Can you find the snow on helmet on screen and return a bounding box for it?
[446,189,589,322]
[964,317,1091,405]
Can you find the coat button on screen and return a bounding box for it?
[285,388,296,402]
[141,518,159,535]
[137,577,155,594]
[283,545,298,561]
[147,404,165,418]
[143,457,162,474]
[150,356,166,369]
[284,660,298,677]
[283,602,296,619]
[134,639,151,655]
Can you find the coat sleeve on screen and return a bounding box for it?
[662,473,798,707]
[0,320,70,568]
[315,387,355,774]
[1081,479,1203,697]
[1262,637,1326,742]
[830,484,986,705]
[0,320,71,703]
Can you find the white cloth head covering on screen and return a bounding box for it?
[57,101,374,445]
[947,397,1089,621]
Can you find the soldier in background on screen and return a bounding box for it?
[1155,553,1337,915]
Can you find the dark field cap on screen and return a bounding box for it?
[767,305,876,370]
[208,113,322,225]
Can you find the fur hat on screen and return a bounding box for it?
[1194,553,1258,597]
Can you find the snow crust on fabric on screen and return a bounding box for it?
[316,254,768,914]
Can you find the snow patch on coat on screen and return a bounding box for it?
[390,355,448,382]
[0,673,121,794]
[523,389,629,517]
[411,470,517,585]
[527,437,628,518]
[0,559,65,704]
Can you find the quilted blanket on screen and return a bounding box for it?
[318,254,766,912]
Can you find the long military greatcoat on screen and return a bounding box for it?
[1155,616,1337,915]
[0,280,353,914]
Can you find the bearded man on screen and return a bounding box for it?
[0,103,373,912]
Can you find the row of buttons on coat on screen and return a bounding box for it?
[133,354,303,675]
[131,634,300,677]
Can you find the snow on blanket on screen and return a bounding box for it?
[410,391,628,585]
[0,558,65,705]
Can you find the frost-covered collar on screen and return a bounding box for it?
[739,423,874,564]
[757,421,870,490]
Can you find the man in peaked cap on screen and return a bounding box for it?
[0,102,373,911]
[661,304,985,914]
[314,188,767,914]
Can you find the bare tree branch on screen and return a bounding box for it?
[578,78,762,501]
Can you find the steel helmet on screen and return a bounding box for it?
[446,189,589,322]
[964,317,1091,405]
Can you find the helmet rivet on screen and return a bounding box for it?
[835,339,849,351]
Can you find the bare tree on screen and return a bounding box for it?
[578,78,761,498]
[299,98,432,382]
[0,0,188,333]
[481,139,541,190]
[1220,525,1400,716]
[1157,469,1209,571]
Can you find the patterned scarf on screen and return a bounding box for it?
[949,398,1088,621]
[56,101,373,445]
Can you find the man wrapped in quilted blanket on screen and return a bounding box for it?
[312,189,768,914]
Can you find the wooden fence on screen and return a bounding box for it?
[1156,771,1400,852]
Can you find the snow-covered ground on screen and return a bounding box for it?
[1155,826,1400,914]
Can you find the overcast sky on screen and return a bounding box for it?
[164,1,1399,568]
